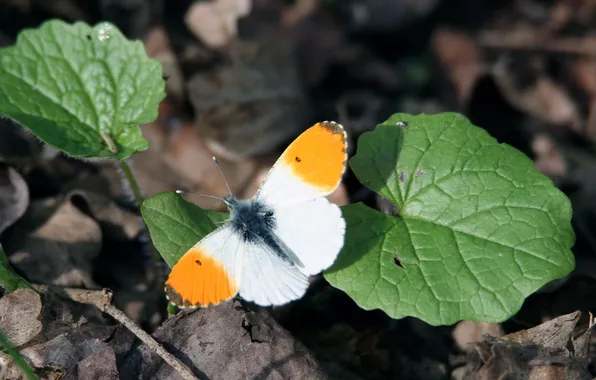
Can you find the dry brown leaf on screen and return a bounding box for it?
[2,288,133,379]
[433,28,485,104]
[532,134,567,177]
[120,303,329,379]
[184,0,251,49]
[0,289,42,348]
[462,311,593,380]
[493,58,581,130]
[0,164,28,234]
[163,122,260,209]
[187,35,308,161]
[144,27,185,101]
[4,198,102,288]
[452,321,503,351]
[67,190,143,241]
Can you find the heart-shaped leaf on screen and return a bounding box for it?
[326,113,575,325]
[0,20,165,160]
[141,192,228,268]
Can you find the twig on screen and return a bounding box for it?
[479,31,596,56]
[34,285,197,380]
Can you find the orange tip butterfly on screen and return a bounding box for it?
[165,121,348,307]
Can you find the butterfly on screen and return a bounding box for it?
[165,121,348,307]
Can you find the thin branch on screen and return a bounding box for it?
[34,285,197,380]
[479,31,596,56]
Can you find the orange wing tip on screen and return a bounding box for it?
[316,121,347,137]
[164,284,233,308]
[164,247,238,308]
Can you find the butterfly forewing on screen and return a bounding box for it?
[254,121,348,206]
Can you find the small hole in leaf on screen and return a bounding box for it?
[394,256,404,268]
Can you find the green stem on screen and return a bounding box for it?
[117,160,162,266]
[0,245,33,292]
[118,159,145,210]
[0,329,39,380]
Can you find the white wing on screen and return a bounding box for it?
[239,242,309,306]
[272,197,345,276]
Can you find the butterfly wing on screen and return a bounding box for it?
[254,121,347,206]
[165,224,244,308]
[271,197,345,276]
[239,241,309,306]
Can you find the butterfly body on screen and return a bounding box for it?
[166,121,347,308]
[226,197,298,267]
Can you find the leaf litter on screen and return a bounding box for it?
[1,0,596,379]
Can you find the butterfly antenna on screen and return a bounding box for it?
[175,190,228,203]
[212,156,233,197]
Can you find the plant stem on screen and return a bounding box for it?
[117,160,164,275]
[0,329,39,380]
[118,159,145,210]
[0,245,33,292]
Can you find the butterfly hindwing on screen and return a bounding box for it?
[165,225,243,308]
[239,241,309,306]
[254,121,348,206]
[271,197,345,276]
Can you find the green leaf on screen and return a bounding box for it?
[0,328,39,380]
[0,244,34,292]
[326,113,575,325]
[0,20,165,160]
[141,192,228,268]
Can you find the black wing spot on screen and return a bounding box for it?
[195,259,202,266]
[295,156,301,162]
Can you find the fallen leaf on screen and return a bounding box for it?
[120,303,329,379]
[461,311,593,380]
[187,35,308,161]
[0,164,28,234]
[184,0,251,49]
[0,288,42,347]
[452,321,503,351]
[433,28,485,104]
[493,57,581,130]
[4,197,102,288]
[67,190,143,241]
